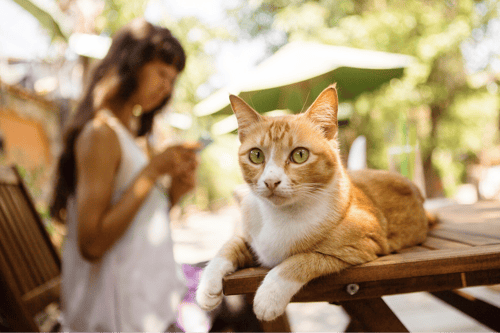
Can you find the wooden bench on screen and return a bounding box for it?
[223,201,500,332]
[0,165,61,331]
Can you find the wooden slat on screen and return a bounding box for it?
[13,166,61,270]
[1,185,49,282]
[260,314,291,332]
[21,277,61,316]
[431,290,500,331]
[397,245,431,254]
[0,211,30,294]
[0,165,62,331]
[422,236,472,250]
[6,185,58,280]
[226,267,500,303]
[0,245,39,331]
[0,198,37,293]
[435,201,500,225]
[340,298,408,332]
[0,186,45,287]
[430,228,500,246]
[224,245,500,296]
[438,222,500,240]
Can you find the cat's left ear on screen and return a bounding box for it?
[230,95,263,141]
[304,84,338,140]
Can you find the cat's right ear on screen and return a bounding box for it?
[229,95,263,141]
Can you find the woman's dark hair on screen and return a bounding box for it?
[50,18,186,221]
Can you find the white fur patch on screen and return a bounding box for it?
[196,257,234,311]
[253,266,303,321]
[249,180,338,267]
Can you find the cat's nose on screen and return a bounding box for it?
[264,179,281,190]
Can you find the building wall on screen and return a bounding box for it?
[0,81,62,203]
[0,110,52,168]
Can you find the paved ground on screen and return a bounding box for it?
[171,204,499,332]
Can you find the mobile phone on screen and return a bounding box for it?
[196,133,213,152]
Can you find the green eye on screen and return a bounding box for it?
[249,148,265,164]
[291,148,309,164]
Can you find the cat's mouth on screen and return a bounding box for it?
[265,192,290,205]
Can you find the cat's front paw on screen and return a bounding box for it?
[253,268,303,321]
[195,258,232,311]
[196,273,223,311]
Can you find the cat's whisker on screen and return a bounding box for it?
[300,90,311,113]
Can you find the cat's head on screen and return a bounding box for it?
[230,85,341,206]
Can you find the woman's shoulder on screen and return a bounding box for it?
[76,115,121,163]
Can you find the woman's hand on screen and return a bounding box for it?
[146,142,200,206]
[169,163,198,206]
[146,142,200,180]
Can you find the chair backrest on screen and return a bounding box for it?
[0,165,61,331]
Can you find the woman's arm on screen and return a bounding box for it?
[75,120,159,262]
[75,120,199,262]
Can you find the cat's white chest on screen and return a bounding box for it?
[248,194,329,268]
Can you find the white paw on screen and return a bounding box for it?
[253,268,303,321]
[195,258,233,311]
[196,276,223,311]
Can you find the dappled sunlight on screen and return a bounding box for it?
[142,313,165,332]
[147,210,169,246]
[3,0,500,331]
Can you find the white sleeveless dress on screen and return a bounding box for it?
[61,110,187,331]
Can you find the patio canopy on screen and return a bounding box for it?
[194,41,414,134]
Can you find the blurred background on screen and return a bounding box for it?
[1,0,500,247]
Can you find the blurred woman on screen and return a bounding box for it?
[50,18,199,331]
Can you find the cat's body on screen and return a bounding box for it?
[196,85,430,321]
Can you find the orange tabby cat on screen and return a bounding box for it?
[196,84,430,321]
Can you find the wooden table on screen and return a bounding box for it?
[222,201,500,332]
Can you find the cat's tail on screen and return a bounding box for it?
[426,210,440,230]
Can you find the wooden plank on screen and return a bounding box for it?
[6,185,58,280]
[0,209,31,295]
[435,201,500,225]
[0,186,45,287]
[21,277,61,316]
[340,298,409,332]
[430,228,500,246]
[0,199,37,293]
[397,245,431,254]
[226,267,500,303]
[13,166,61,270]
[0,246,39,331]
[345,318,367,332]
[238,292,291,332]
[223,245,500,296]
[431,290,500,331]
[438,222,500,241]
[260,314,291,332]
[422,236,472,250]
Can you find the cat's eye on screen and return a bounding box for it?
[291,148,309,164]
[249,148,265,164]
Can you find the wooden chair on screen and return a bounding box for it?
[0,165,61,331]
[223,201,500,332]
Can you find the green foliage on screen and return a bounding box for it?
[195,135,243,209]
[21,0,500,203]
[97,0,149,34]
[241,0,499,197]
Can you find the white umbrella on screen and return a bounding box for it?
[194,41,414,134]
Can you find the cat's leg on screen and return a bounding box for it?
[253,252,350,321]
[196,236,254,311]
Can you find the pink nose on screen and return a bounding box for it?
[264,180,281,190]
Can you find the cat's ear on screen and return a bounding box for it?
[229,95,263,141]
[304,84,338,140]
